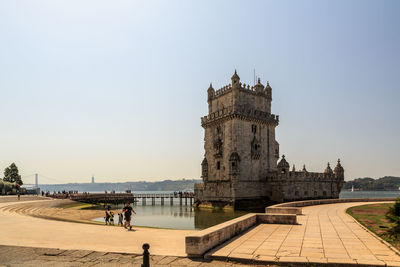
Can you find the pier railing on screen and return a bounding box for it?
[66,192,194,206]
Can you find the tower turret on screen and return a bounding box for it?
[324,162,333,174]
[277,155,290,173]
[254,77,264,93]
[334,159,344,178]
[231,70,240,88]
[207,83,215,112]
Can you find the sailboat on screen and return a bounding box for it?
[351,184,354,192]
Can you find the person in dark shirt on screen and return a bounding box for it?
[104,208,110,225]
[122,202,136,230]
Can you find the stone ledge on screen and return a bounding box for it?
[265,207,302,215]
[185,213,297,257]
[257,213,297,224]
[267,198,397,214]
[186,213,257,257]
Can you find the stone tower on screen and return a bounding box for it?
[194,70,344,210]
[196,70,280,209]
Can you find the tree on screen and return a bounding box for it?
[386,197,400,239]
[3,163,23,185]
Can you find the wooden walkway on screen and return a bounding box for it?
[69,193,194,206]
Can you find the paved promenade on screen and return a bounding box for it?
[207,202,400,266]
[1,197,399,266]
[0,199,193,257]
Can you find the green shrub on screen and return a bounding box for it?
[386,197,400,239]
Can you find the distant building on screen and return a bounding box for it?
[91,176,95,184]
[194,71,344,210]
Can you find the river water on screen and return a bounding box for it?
[91,190,400,230]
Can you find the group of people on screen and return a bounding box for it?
[104,202,136,230]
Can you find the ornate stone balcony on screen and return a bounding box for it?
[201,105,279,127]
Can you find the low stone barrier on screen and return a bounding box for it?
[185,213,296,257]
[266,197,396,213]
[265,207,302,215]
[186,214,257,257]
[256,213,297,224]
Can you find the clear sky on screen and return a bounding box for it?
[0,0,399,184]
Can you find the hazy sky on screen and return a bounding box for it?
[0,0,399,184]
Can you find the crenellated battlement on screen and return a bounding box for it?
[201,104,279,127]
[286,171,340,181]
[211,81,271,100]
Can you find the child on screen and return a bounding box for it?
[118,213,123,226]
[109,211,115,225]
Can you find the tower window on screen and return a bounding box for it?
[251,124,257,133]
[217,161,221,170]
[231,162,236,167]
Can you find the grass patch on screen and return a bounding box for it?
[347,202,400,250]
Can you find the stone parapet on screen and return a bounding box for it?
[201,105,278,127]
[265,207,302,215]
[186,213,257,257]
[211,83,271,100]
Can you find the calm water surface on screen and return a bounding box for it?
[91,190,399,230]
[92,203,246,230]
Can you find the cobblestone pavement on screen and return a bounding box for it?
[206,202,400,266]
[0,245,276,267]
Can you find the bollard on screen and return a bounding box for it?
[142,243,150,267]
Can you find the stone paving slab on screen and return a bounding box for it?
[0,245,269,267]
[206,202,400,266]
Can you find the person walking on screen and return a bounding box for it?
[104,208,110,225]
[122,202,136,230]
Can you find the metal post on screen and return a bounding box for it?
[185,197,187,206]
[170,197,173,205]
[152,197,155,205]
[142,243,150,267]
[190,197,193,206]
[35,173,38,188]
[180,197,182,206]
[143,197,146,206]
[161,197,164,205]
